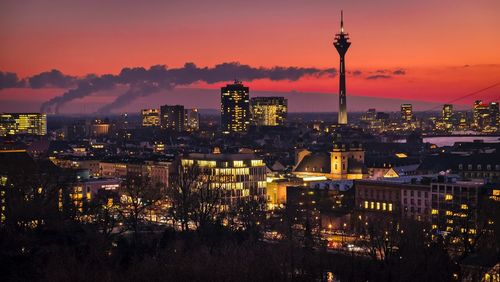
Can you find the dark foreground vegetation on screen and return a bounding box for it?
[1,217,466,282]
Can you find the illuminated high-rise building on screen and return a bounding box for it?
[489,102,499,127]
[160,105,185,132]
[333,11,351,125]
[401,104,413,122]
[184,108,200,131]
[221,81,250,133]
[442,104,453,121]
[141,109,160,127]
[0,113,47,136]
[250,97,288,126]
[472,100,490,129]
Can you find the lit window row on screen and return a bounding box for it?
[363,201,392,211]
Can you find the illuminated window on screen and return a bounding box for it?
[382,202,387,211]
[432,224,437,229]
[461,204,468,210]
[388,203,393,211]
[432,209,439,215]
[445,194,453,201]
[469,229,476,234]
[251,160,263,166]
[446,210,452,216]
[364,201,368,209]
[376,202,380,210]
[370,202,374,209]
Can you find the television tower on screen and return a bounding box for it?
[334,10,351,125]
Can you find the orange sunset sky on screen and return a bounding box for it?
[1,0,499,113]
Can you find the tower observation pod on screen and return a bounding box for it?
[333,10,351,125]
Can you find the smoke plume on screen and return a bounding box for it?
[45,62,336,113]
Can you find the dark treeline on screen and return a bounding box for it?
[1,160,498,282]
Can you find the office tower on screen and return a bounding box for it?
[184,108,200,131]
[401,104,413,122]
[250,97,288,126]
[472,100,490,129]
[333,11,351,125]
[160,105,185,132]
[221,81,250,133]
[141,109,160,127]
[0,113,47,136]
[442,104,453,121]
[489,102,499,127]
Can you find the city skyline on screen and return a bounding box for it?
[1,0,500,113]
[1,2,499,280]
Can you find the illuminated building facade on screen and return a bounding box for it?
[160,104,185,132]
[221,81,250,133]
[266,178,303,209]
[181,153,267,206]
[333,11,351,125]
[293,142,365,180]
[400,104,413,122]
[184,108,200,131]
[360,108,389,132]
[141,109,160,127]
[471,100,499,131]
[99,159,170,187]
[355,180,399,214]
[0,113,47,136]
[285,186,323,229]
[442,104,453,122]
[52,157,101,177]
[430,181,482,236]
[250,97,288,126]
[153,141,165,154]
[489,102,499,128]
[71,178,121,212]
[90,120,110,137]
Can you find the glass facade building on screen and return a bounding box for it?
[0,113,47,136]
[250,97,287,126]
[221,81,250,134]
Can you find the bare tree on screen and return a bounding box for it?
[168,163,224,232]
[87,190,121,241]
[116,175,164,243]
[167,164,200,231]
[191,175,223,231]
[2,160,77,232]
[356,214,402,263]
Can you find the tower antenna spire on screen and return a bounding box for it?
[341,10,344,33]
